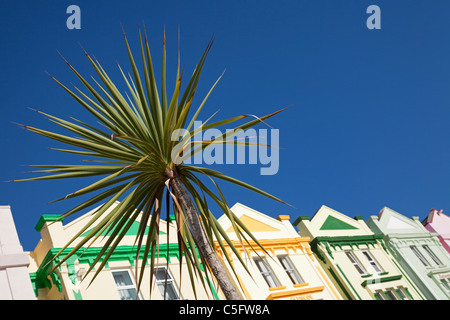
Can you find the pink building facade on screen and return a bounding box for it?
[423,209,450,255]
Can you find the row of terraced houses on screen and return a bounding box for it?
[1,202,450,300]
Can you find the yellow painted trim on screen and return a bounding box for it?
[266,285,325,300]
[268,286,286,291]
[225,215,280,233]
[293,282,309,288]
[315,266,342,300]
[214,237,312,260]
[277,215,290,221]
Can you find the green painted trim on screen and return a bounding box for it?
[328,267,353,300]
[309,238,327,263]
[310,234,386,263]
[361,275,402,287]
[72,289,83,300]
[29,273,39,297]
[35,214,63,232]
[404,287,414,300]
[336,264,362,300]
[384,290,392,300]
[312,234,385,253]
[29,242,220,300]
[293,215,310,225]
[391,259,425,300]
[206,278,220,300]
[320,216,358,230]
[30,244,182,297]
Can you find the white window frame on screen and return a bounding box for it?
[345,251,368,276]
[385,288,399,300]
[440,278,450,293]
[410,245,430,267]
[374,290,386,300]
[111,269,141,300]
[153,266,180,300]
[422,245,443,266]
[254,257,281,288]
[361,250,383,274]
[278,255,304,285]
[396,287,410,300]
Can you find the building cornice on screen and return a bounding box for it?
[309,234,387,263]
[214,237,313,261]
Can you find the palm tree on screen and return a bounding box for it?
[14,29,287,300]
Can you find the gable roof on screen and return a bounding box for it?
[301,205,372,237]
[217,203,296,240]
[36,201,174,249]
[422,208,450,225]
[371,207,428,235]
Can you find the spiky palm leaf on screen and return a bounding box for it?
[14,29,287,300]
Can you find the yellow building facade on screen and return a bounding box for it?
[214,203,343,300]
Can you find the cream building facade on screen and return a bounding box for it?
[27,202,220,300]
[367,207,450,300]
[214,203,343,300]
[295,205,424,300]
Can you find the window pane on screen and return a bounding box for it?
[396,287,409,300]
[157,282,179,300]
[385,289,398,300]
[345,251,367,275]
[441,279,450,292]
[410,246,430,267]
[112,271,133,286]
[112,270,139,300]
[255,259,270,273]
[375,290,385,300]
[254,258,280,288]
[154,268,173,281]
[154,267,180,300]
[423,245,443,266]
[362,251,382,273]
[345,251,357,263]
[118,288,140,300]
[278,256,303,285]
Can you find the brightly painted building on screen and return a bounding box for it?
[367,207,450,300]
[294,205,424,300]
[0,205,35,300]
[27,202,220,300]
[422,208,450,255]
[214,203,343,300]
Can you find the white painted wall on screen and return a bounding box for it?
[0,205,35,300]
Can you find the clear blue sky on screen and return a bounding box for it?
[1,1,449,251]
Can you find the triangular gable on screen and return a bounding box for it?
[64,202,169,244]
[320,215,358,230]
[307,205,367,236]
[377,207,424,234]
[226,214,280,233]
[219,203,283,236]
[385,216,414,230]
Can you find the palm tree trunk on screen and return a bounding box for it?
[170,175,242,300]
